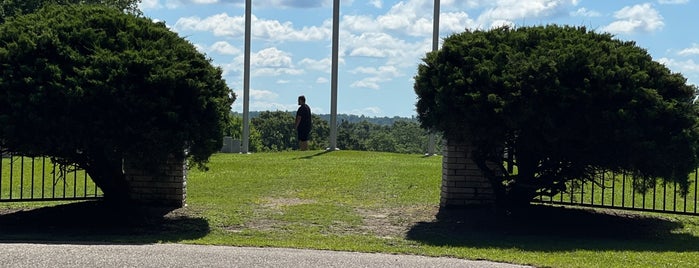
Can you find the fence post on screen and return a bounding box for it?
[440,139,496,209]
[123,155,187,207]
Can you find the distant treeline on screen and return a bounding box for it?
[232,111,418,126]
[226,111,441,154]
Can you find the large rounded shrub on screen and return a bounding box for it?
[414,25,699,211]
[0,5,234,203]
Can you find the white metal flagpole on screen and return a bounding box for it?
[241,0,252,154]
[426,0,440,156]
[328,0,339,151]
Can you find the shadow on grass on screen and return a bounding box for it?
[0,201,210,244]
[294,150,335,159]
[406,205,699,252]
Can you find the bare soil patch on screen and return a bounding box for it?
[357,205,439,238]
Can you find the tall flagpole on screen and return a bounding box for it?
[328,0,339,150]
[241,0,252,154]
[426,0,440,156]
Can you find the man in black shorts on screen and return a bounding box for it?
[295,95,312,151]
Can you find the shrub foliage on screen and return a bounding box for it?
[414,25,699,211]
[0,5,234,203]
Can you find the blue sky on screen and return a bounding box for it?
[140,0,699,118]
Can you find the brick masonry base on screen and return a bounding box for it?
[440,140,496,208]
[124,157,186,208]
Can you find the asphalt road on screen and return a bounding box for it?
[0,243,532,268]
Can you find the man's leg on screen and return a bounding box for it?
[299,140,309,151]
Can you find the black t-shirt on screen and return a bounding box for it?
[296,104,312,131]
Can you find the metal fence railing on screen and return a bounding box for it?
[1,154,102,202]
[532,170,698,216]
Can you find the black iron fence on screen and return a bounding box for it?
[1,154,102,202]
[533,170,698,216]
[3,151,698,217]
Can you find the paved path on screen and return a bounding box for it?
[0,243,532,268]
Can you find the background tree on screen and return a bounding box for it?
[366,131,396,152]
[414,25,699,211]
[222,114,263,152]
[337,120,362,151]
[335,119,435,154]
[0,0,141,23]
[250,111,330,151]
[0,5,233,204]
[308,114,330,150]
[252,111,296,151]
[238,111,436,153]
[390,120,431,154]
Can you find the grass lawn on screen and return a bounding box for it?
[2,150,699,268]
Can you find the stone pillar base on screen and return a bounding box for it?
[124,156,187,208]
[440,140,496,208]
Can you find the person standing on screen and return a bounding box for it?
[295,95,312,151]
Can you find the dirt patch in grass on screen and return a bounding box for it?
[224,197,319,233]
[230,197,439,239]
[357,205,439,238]
[260,197,317,208]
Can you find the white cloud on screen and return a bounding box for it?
[192,43,206,54]
[476,0,579,28]
[348,107,383,116]
[349,65,401,90]
[351,77,382,90]
[342,1,474,37]
[249,89,280,101]
[659,58,699,72]
[376,0,475,36]
[209,41,240,55]
[252,68,304,77]
[342,15,379,33]
[351,65,400,77]
[347,33,404,57]
[369,0,382,8]
[299,58,330,72]
[349,47,385,58]
[265,0,332,8]
[342,32,428,68]
[299,57,344,73]
[174,14,243,37]
[316,77,329,84]
[441,0,482,9]
[601,3,664,34]
[230,88,299,113]
[678,44,699,56]
[163,0,186,9]
[658,57,699,86]
[440,12,475,34]
[571,7,601,17]
[225,47,304,77]
[231,100,298,113]
[216,62,238,77]
[139,0,161,9]
[658,0,689,4]
[166,0,332,8]
[252,47,292,68]
[174,13,329,42]
[171,0,474,92]
[191,0,218,4]
[489,19,515,29]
